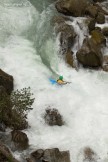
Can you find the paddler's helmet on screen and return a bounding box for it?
[59,76,63,80]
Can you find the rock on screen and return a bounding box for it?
[102,27,108,37]
[58,24,76,48]
[43,148,70,162]
[52,16,70,25]
[55,0,92,17]
[52,16,77,69]
[11,130,29,150]
[91,29,106,46]
[65,49,74,67]
[102,55,108,72]
[0,140,20,162]
[31,149,44,159]
[0,122,6,132]
[76,38,102,67]
[85,4,98,18]
[93,0,105,2]
[0,69,13,95]
[26,158,33,162]
[93,3,108,15]
[83,147,98,162]
[30,148,70,162]
[85,18,96,33]
[53,16,76,54]
[0,86,12,127]
[78,147,99,162]
[96,12,105,24]
[44,108,64,126]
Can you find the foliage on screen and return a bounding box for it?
[11,87,34,118]
[0,87,35,129]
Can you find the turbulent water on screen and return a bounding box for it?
[0,0,108,161]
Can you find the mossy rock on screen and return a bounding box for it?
[76,38,102,67]
[91,30,106,45]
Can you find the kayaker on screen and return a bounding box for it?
[57,76,68,85]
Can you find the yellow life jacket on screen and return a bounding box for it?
[57,79,65,84]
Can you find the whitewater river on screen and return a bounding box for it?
[0,0,108,161]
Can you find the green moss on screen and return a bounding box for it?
[91,30,105,44]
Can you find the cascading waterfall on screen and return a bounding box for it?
[0,0,108,162]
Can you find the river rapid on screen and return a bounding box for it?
[0,0,108,162]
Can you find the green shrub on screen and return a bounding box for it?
[0,87,35,129]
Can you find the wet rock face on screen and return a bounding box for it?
[53,16,76,54]
[76,38,102,67]
[11,130,29,150]
[44,108,64,126]
[0,141,12,162]
[30,148,70,162]
[59,24,76,52]
[55,0,92,17]
[0,69,13,95]
[0,140,20,162]
[65,49,74,67]
[102,55,108,72]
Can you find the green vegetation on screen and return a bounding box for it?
[0,87,35,130]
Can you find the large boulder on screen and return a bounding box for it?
[76,38,102,67]
[29,148,70,162]
[44,108,64,126]
[11,130,29,151]
[0,69,13,95]
[91,29,106,46]
[55,0,92,17]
